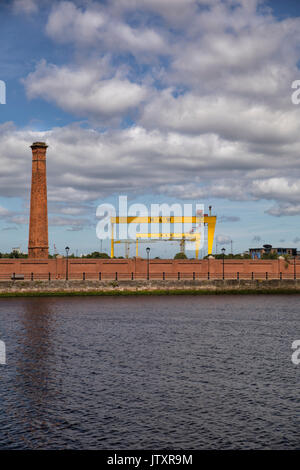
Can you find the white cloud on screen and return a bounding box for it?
[0,122,256,206]
[109,0,200,27]
[219,216,240,223]
[46,1,106,45]
[12,0,38,14]
[266,204,300,217]
[252,178,300,203]
[0,206,10,216]
[49,216,90,230]
[141,90,300,145]
[10,215,28,225]
[216,234,231,245]
[45,1,167,53]
[10,0,300,224]
[2,117,300,230]
[23,60,148,119]
[56,206,88,216]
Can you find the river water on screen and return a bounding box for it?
[0,295,299,449]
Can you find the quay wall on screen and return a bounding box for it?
[1,279,300,296]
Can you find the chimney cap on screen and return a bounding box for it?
[30,142,48,149]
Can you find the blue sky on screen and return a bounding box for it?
[1,0,300,258]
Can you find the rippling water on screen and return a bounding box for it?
[0,295,299,449]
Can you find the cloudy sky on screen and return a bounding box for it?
[1,0,300,257]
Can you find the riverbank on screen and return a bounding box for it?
[1,279,300,296]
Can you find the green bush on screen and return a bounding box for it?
[174,252,188,259]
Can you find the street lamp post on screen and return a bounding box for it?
[65,246,70,281]
[146,247,150,280]
[294,255,296,280]
[222,247,226,280]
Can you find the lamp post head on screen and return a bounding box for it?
[146,247,150,254]
[65,246,70,255]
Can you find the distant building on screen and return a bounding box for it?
[249,244,297,259]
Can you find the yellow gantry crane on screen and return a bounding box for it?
[114,238,179,258]
[110,211,217,259]
[135,232,201,257]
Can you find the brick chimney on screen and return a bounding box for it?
[28,142,49,259]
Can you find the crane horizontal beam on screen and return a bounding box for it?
[111,216,214,224]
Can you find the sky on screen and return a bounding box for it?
[1,0,300,258]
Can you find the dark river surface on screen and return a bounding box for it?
[0,295,299,450]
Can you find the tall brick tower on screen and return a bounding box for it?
[28,142,49,259]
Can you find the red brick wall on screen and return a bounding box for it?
[0,258,298,279]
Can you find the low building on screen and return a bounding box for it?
[249,244,297,259]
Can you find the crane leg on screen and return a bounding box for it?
[207,219,216,255]
[111,223,114,258]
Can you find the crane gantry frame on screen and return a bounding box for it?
[110,214,217,259]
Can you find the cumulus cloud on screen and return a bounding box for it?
[49,216,91,231]
[141,90,300,145]
[252,178,300,203]
[45,1,167,53]
[12,0,38,14]
[10,0,300,225]
[2,227,18,231]
[109,0,200,27]
[46,1,106,45]
[216,234,231,245]
[3,119,300,222]
[51,206,89,216]
[0,122,255,212]
[23,60,148,120]
[0,207,29,228]
[219,216,240,223]
[0,206,10,216]
[265,203,300,217]
[10,215,28,225]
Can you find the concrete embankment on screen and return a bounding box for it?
[1,279,300,296]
